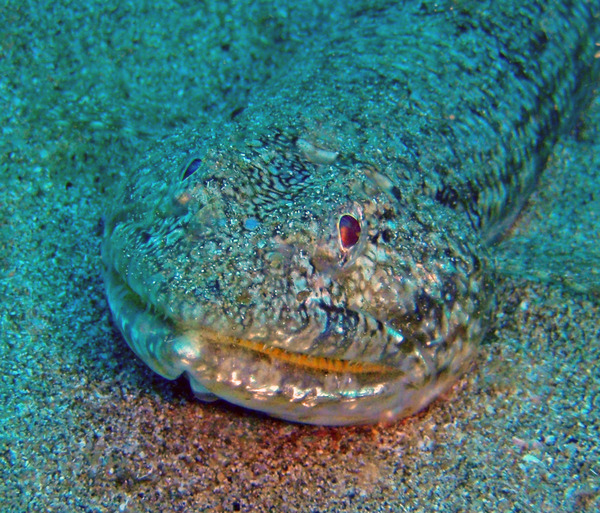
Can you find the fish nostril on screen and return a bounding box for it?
[338,214,361,250]
[182,158,202,180]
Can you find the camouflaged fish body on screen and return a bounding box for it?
[103,1,599,425]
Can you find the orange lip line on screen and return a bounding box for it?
[192,326,397,374]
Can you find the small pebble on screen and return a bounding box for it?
[244,217,260,230]
[417,436,435,452]
[522,454,543,466]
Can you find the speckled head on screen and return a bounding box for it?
[102,123,492,426]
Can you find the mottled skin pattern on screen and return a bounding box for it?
[103,1,599,425]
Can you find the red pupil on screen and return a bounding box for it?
[339,215,361,249]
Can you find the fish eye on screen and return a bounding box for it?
[338,214,361,250]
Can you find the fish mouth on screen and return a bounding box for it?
[185,325,399,375]
[104,258,405,378]
[104,261,478,425]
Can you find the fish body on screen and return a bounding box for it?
[103,1,599,425]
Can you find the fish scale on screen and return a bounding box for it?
[103,0,600,425]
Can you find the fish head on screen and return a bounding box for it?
[103,126,493,425]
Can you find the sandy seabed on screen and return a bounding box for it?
[1,1,598,512]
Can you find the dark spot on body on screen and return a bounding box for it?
[139,231,152,244]
[381,208,395,220]
[436,185,459,207]
[381,229,394,243]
